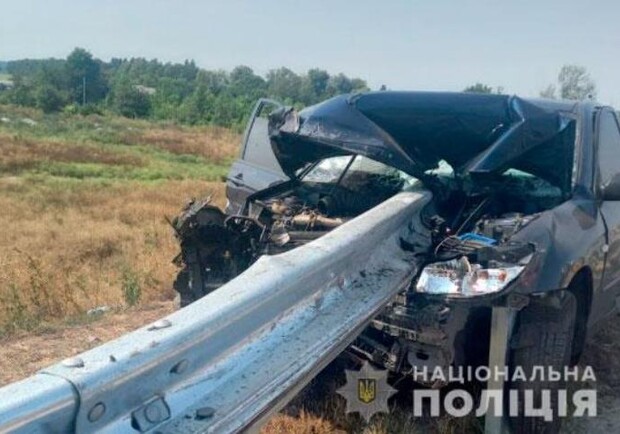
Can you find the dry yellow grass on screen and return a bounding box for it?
[263,411,344,434]
[120,124,240,162]
[0,178,225,335]
[0,105,239,334]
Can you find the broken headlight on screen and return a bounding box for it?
[415,257,524,296]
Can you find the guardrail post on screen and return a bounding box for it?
[485,306,517,434]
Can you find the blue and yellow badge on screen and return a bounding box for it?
[337,361,396,422]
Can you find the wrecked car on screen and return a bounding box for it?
[171,92,620,433]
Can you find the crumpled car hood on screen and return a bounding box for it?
[268,91,576,191]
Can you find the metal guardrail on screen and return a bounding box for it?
[0,190,431,434]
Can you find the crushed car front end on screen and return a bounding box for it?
[171,91,583,381]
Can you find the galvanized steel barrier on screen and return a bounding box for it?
[0,190,431,434]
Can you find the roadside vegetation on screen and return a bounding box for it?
[0,104,234,337]
[0,48,368,129]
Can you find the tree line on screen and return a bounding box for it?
[464,64,597,101]
[0,48,368,128]
[0,48,599,127]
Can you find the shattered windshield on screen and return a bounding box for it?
[301,156,353,183]
[302,155,419,191]
[425,160,454,176]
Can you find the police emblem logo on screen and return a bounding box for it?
[358,378,376,404]
[337,361,397,422]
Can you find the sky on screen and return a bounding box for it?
[1,0,619,104]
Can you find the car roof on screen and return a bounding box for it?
[356,90,580,112]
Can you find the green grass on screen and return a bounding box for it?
[0,105,176,144]
[0,104,236,182]
[27,154,228,181]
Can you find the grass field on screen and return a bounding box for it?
[0,104,236,336]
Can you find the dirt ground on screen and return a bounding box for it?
[561,317,620,433]
[0,302,176,385]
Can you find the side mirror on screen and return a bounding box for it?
[601,173,620,201]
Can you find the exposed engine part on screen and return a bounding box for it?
[475,213,536,242]
[430,208,537,260]
[171,198,261,305]
[434,234,495,260]
[291,213,343,230]
[171,179,400,305]
[315,191,379,216]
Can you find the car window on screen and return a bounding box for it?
[302,155,418,189]
[301,156,354,183]
[340,156,418,189]
[598,110,620,188]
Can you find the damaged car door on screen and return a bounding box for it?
[226,99,288,214]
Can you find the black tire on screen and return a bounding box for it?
[173,263,229,308]
[508,292,577,434]
[173,268,193,308]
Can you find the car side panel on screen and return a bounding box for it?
[225,99,288,213]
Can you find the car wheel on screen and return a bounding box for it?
[173,267,194,308]
[173,263,230,308]
[507,291,576,434]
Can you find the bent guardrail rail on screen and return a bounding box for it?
[0,190,431,434]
